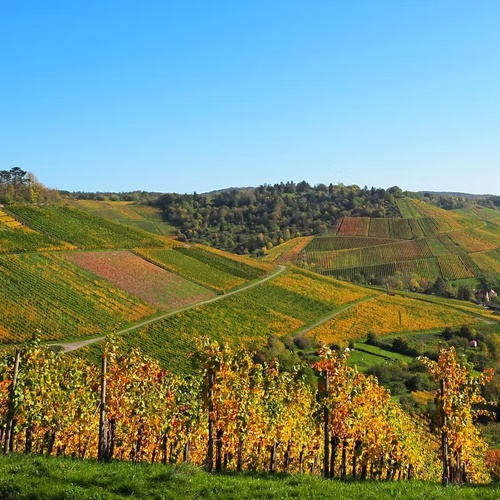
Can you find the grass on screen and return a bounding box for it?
[347,348,392,373]
[1,453,499,500]
[353,343,415,363]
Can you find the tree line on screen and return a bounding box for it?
[0,167,59,205]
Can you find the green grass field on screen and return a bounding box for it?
[0,454,498,500]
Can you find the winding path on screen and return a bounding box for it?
[55,265,287,353]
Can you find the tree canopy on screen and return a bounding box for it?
[151,182,403,254]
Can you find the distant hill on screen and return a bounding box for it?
[266,198,500,289]
[417,190,494,199]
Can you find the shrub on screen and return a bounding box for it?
[366,331,379,346]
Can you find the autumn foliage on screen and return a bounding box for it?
[0,339,495,483]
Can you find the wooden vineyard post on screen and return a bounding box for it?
[183,441,190,463]
[206,367,215,472]
[440,379,449,486]
[98,355,107,462]
[322,370,330,478]
[330,435,340,478]
[269,442,277,473]
[352,440,362,480]
[216,429,223,472]
[4,349,20,454]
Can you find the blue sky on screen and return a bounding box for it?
[1,1,499,195]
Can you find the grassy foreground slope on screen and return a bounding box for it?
[1,454,500,500]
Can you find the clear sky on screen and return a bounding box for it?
[1,1,499,195]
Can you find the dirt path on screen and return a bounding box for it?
[57,265,287,353]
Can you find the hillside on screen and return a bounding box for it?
[1,198,500,485]
[0,205,272,346]
[63,199,177,236]
[266,198,500,286]
[0,201,497,375]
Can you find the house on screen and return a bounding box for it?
[470,339,478,348]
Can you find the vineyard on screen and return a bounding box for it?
[0,339,493,484]
[400,199,480,230]
[0,204,276,345]
[302,199,500,284]
[471,251,500,274]
[72,267,377,373]
[382,289,500,328]
[0,252,156,344]
[7,205,167,249]
[1,199,499,356]
[306,236,395,252]
[72,263,490,375]
[305,293,484,345]
[0,208,74,253]
[262,236,313,263]
[134,244,270,293]
[64,199,178,236]
[0,196,499,489]
[64,250,216,310]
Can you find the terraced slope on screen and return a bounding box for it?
[297,199,500,283]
